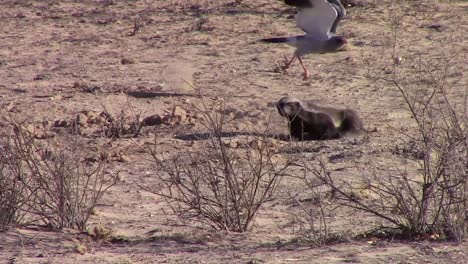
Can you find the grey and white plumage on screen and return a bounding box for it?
[262,0,348,79]
[328,0,346,34]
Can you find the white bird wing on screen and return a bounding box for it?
[295,0,337,39]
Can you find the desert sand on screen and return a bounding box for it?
[0,0,467,263]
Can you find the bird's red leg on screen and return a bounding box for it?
[297,56,310,80]
[282,55,296,71]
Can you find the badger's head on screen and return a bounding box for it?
[277,96,303,118]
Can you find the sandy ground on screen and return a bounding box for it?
[0,0,467,263]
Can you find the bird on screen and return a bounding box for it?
[262,0,348,80]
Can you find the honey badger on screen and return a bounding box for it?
[277,96,363,141]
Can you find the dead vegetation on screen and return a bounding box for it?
[0,120,119,231]
[297,8,468,241]
[0,0,467,262]
[142,94,291,232]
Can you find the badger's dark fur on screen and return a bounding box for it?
[277,96,364,141]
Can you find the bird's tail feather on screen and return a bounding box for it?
[261,37,293,43]
[285,0,312,8]
[261,36,303,44]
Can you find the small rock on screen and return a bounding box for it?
[222,140,231,147]
[74,81,101,93]
[384,67,393,75]
[85,154,99,163]
[74,244,87,255]
[116,173,124,182]
[76,113,88,127]
[162,114,172,125]
[142,114,163,126]
[24,124,37,134]
[394,56,405,65]
[186,116,196,125]
[99,111,113,122]
[33,74,47,81]
[73,81,88,89]
[6,102,18,112]
[115,152,129,162]
[99,151,111,161]
[25,124,54,139]
[93,115,107,126]
[248,110,262,118]
[229,138,241,148]
[352,40,366,47]
[15,12,25,18]
[90,208,99,216]
[121,57,136,65]
[234,122,252,132]
[84,110,96,118]
[234,110,246,119]
[345,56,356,63]
[54,120,71,127]
[172,106,187,122]
[427,23,444,32]
[50,95,63,101]
[85,111,100,124]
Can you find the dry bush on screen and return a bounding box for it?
[128,15,146,36]
[0,120,118,231]
[283,177,340,245]
[99,97,143,138]
[306,119,466,241]
[0,156,27,231]
[142,95,291,232]
[88,223,114,241]
[384,59,467,240]
[101,109,142,138]
[304,8,467,241]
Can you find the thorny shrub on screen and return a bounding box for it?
[0,121,118,231]
[304,7,467,241]
[143,96,291,232]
